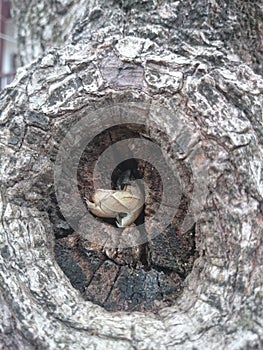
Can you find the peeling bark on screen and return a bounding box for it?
[1,0,263,349]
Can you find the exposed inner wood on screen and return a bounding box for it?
[54,125,197,312]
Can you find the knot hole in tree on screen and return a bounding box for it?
[54,121,198,313]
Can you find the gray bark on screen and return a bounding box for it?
[1,0,263,349]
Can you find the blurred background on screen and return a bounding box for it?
[0,0,16,90]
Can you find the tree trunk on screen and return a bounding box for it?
[1,0,262,349]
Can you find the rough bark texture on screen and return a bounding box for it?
[1,0,263,349]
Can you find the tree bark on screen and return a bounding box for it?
[0,0,262,348]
